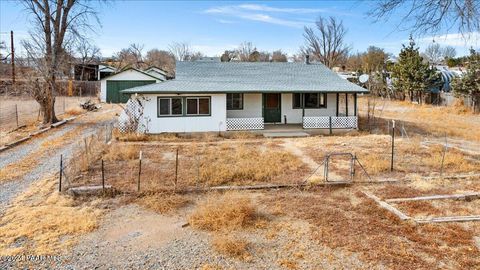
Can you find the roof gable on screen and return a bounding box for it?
[101,67,164,81]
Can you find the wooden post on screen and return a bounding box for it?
[336,93,339,116]
[59,154,63,192]
[84,138,89,167]
[391,120,395,172]
[354,93,357,116]
[345,93,348,116]
[329,116,332,135]
[175,148,179,190]
[101,159,105,191]
[137,151,142,192]
[15,104,18,127]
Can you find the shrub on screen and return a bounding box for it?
[189,192,257,231]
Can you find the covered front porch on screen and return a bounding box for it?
[225,92,359,131]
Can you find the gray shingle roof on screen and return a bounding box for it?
[121,62,368,94]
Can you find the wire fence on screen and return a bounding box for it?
[0,96,93,133]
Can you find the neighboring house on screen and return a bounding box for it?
[144,66,168,81]
[74,64,116,81]
[121,61,368,133]
[100,68,165,103]
[98,64,116,80]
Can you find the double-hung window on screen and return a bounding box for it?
[186,97,211,115]
[226,93,243,110]
[293,93,327,109]
[158,97,183,116]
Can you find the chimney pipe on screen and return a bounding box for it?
[305,55,310,64]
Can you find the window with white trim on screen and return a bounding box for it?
[186,97,210,115]
[293,93,327,109]
[158,97,183,116]
[227,93,243,110]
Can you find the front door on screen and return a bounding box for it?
[263,93,281,123]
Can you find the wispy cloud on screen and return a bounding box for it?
[415,32,480,47]
[205,4,323,28]
[237,4,326,14]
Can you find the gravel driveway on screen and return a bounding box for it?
[0,115,115,214]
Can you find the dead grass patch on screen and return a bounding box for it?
[262,189,480,269]
[103,143,138,161]
[212,234,251,260]
[0,154,39,182]
[64,106,85,116]
[135,192,190,214]
[0,176,103,255]
[189,192,258,231]
[196,144,306,186]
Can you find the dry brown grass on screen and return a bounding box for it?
[64,106,85,116]
[189,192,258,231]
[421,144,478,172]
[40,125,86,149]
[262,188,480,269]
[357,153,390,175]
[0,176,103,255]
[135,192,190,214]
[359,97,480,141]
[196,143,306,186]
[0,154,39,182]
[103,143,138,161]
[212,234,251,260]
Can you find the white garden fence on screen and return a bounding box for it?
[303,116,357,129]
[226,117,264,130]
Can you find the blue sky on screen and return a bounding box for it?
[1,0,479,58]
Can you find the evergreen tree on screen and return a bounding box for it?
[392,36,441,103]
[452,48,480,112]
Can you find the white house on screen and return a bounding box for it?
[100,68,166,103]
[121,61,368,133]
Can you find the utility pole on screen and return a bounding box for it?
[10,30,15,84]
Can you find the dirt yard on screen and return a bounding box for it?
[1,97,479,269]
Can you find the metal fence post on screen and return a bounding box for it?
[137,151,142,192]
[59,154,63,192]
[391,120,395,172]
[15,104,19,127]
[174,148,179,191]
[101,159,105,191]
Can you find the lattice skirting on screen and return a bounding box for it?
[303,116,357,129]
[332,116,357,129]
[303,116,330,128]
[226,118,264,130]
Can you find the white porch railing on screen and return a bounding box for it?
[226,117,264,130]
[303,116,357,129]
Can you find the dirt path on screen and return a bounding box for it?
[280,138,320,171]
[0,108,117,214]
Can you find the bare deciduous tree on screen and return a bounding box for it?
[424,43,443,64]
[236,41,256,62]
[168,41,191,61]
[443,46,457,59]
[76,38,101,80]
[21,0,100,124]
[369,0,480,35]
[145,49,175,75]
[271,50,287,62]
[301,16,350,68]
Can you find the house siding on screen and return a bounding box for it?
[140,93,227,133]
[226,93,262,118]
